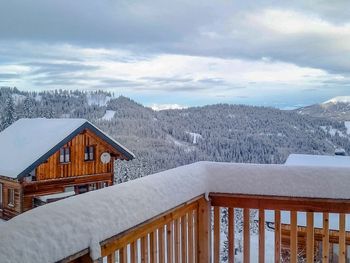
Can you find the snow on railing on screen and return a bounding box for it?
[0,162,350,263]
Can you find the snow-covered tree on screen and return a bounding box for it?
[1,96,16,129]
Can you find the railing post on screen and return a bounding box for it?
[197,197,211,263]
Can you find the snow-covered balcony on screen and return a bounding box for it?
[0,162,350,263]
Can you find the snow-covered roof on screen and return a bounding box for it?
[0,118,135,179]
[0,161,350,262]
[285,154,350,167]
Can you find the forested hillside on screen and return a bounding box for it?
[1,87,349,181]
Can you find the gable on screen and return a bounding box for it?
[0,119,134,179]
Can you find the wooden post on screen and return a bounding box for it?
[213,207,220,263]
[274,210,281,263]
[197,198,211,263]
[188,211,194,263]
[243,208,250,263]
[258,209,265,263]
[290,211,297,263]
[167,222,173,263]
[181,214,188,263]
[228,208,235,263]
[306,212,314,263]
[339,214,346,263]
[322,213,329,263]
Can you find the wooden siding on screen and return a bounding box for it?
[36,129,118,180]
[0,177,22,220]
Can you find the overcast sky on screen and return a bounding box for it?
[0,0,349,109]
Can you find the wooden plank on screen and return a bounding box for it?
[214,207,220,263]
[274,210,281,263]
[188,211,194,263]
[150,231,157,263]
[158,227,165,263]
[306,212,314,263]
[141,236,148,263]
[243,208,250,263]
[193,210,198,263]
[290,211,297,263]
[322,213,329,263]
[228,208,235,263]
[258,209,264,263]
[130,241,137,263]
[175,218,180,263]
[210,194,350,213]
[166,222,173,263]
[181,214,188,263]
[197,198,210,263]
[119,247,127,263]
[339,213,346,263]
[107,252,115,263]
[101,198,201,256]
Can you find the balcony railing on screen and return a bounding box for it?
[0,162,350,263]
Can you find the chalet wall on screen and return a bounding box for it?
[0,178,21,220]
[36,129,117,181]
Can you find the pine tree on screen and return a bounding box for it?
[1,96,16,130]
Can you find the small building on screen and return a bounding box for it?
[285,153,350,168]
[0,118,134,220]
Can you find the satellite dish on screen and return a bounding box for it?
[100,152,111,164]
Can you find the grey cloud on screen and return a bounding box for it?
[0,0,349,80]
[0,73,20,79]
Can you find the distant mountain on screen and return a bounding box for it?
[297,96,350,121]
[1,87,349,180]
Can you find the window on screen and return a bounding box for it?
[8,188,14,207]
[84,146,95,161]
[0,183,2,209]
[59,147,70,163]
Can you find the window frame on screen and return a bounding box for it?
[8,188,14,207]
[84,145,95,161]
[59,147,70,163]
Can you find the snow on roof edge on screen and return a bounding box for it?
[1,161,350,262]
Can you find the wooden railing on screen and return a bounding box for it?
[67,193,350,263]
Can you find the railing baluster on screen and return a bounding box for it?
[228,208,235,263]
[243,208,250,263]
[175,218,180,263]
[159,227,165,263]
[290,211,297,263]
[197,198,210,263]
[188,211,194,263]
[131,241,137,263]
[258,209,264,263]
[339,213,346,263]
[322,213,329,263]
[141,235,148,263]
[119,246,127,263]
[181,214,188,263]
[107,252,116,263]
[150,231,157,263]
[306,212,314,263]
[214,207,220,263]
[274,210,281,263]
[167,222,174,263]
[193,209,198,263]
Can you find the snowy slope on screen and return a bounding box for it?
[323,96,350,104]
[101,110,116,121]
[1,162,350,262]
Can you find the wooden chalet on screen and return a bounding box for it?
[0,118,134,220]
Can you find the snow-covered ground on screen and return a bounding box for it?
[323,96,350,104]
[320,125,347,137]
[86,94,111,106]
[101,110,116,121]
[186,131,203,144]
[150,103,187,111]
[345,121,350,135]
